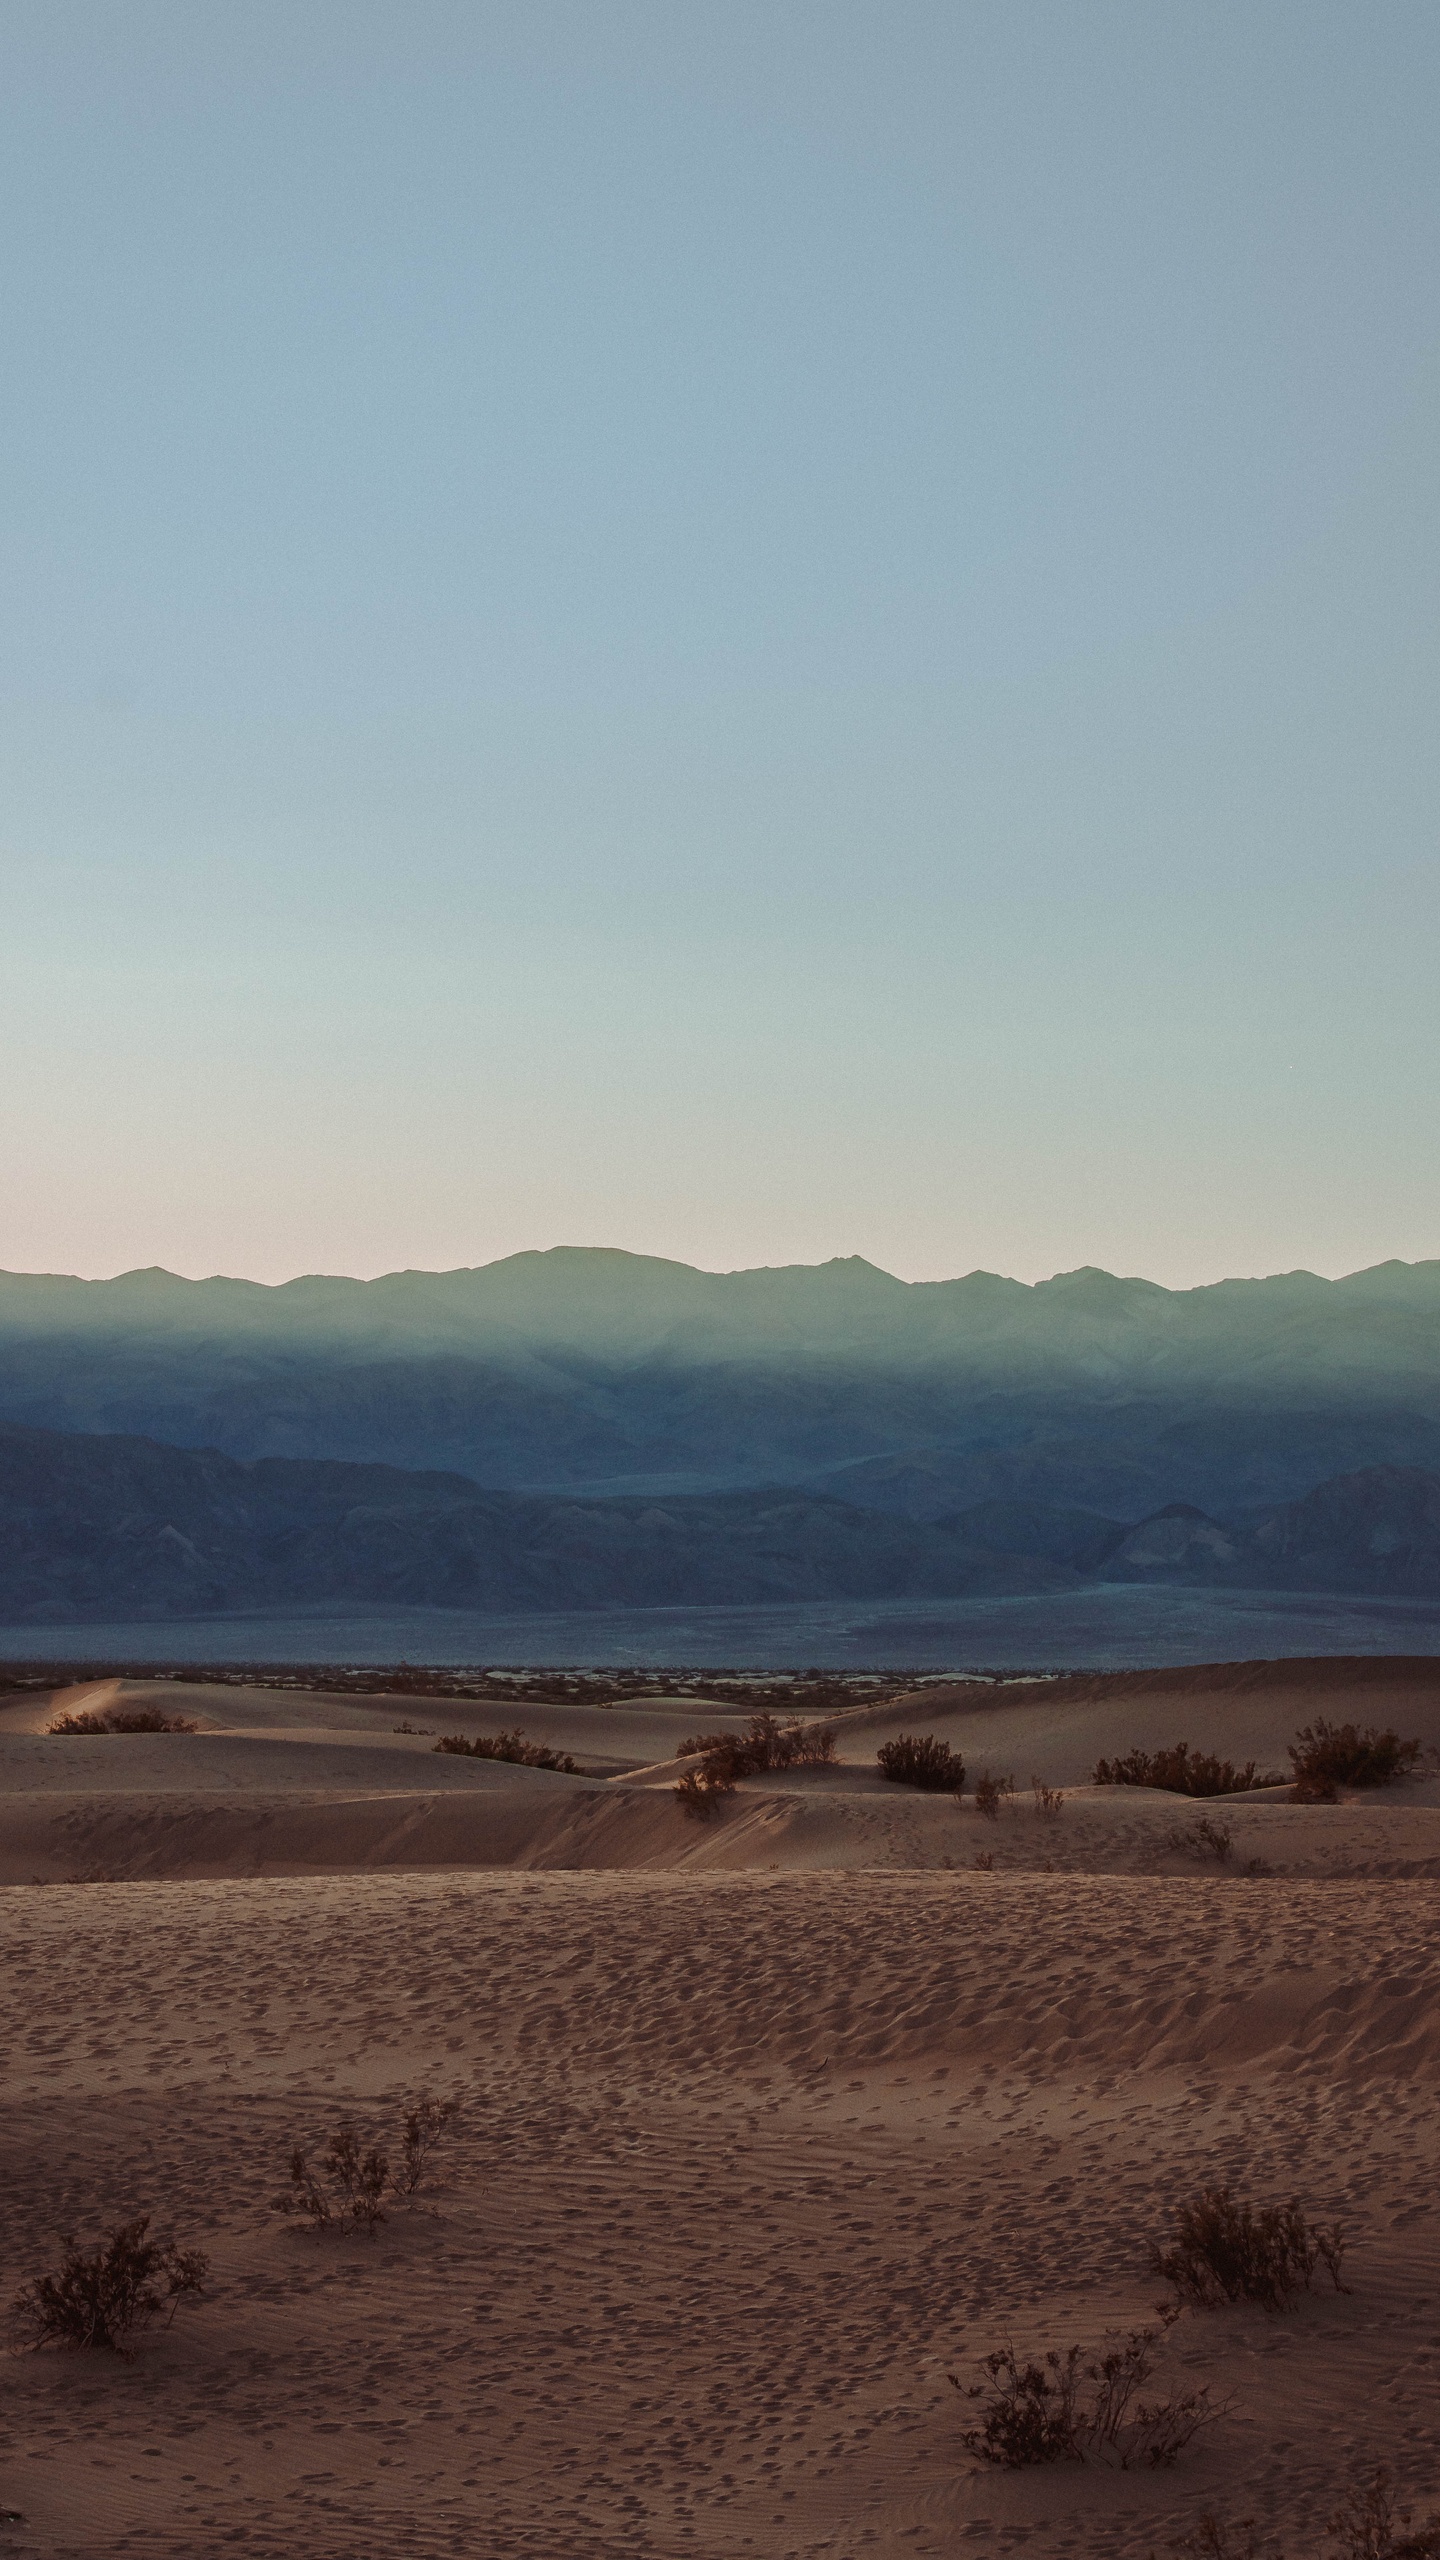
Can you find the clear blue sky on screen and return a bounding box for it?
[2,2,1437,1286]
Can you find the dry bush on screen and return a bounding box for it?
[397,2095,458,2197]
[973,1850,995,1871]
[674,1711,836,1815]
[1173,2520,1263,2559]
[1154,2184,1347,2311]
[877,1733,965,1793]
[1031,1775,1063,1820]
[1289,1720,1422,1801]
[434,1728,579,1772]
[1327,2466,1440,2558]
[13,2218,207,2353]
[951,2316,1218,2470]
[1166,1815,1234,1864]
[973,1770,1014,1822]
[1093,1743,1279,1796]
[277,2094,457,2234]
[392,1719,433,1734]
[50,1707,197,1735]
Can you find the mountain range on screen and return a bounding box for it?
[1,1251,1439,1523]
[1,1248,1437,1616]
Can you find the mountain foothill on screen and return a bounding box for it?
[1,1247,1437,1619]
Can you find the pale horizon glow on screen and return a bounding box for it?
[2,4,1437,1294]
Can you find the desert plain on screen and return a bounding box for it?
[2,1653,1439,2559]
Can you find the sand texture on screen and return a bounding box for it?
[2,1657,1439,2556]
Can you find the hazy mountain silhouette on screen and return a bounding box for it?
[1,1250,1437,1529]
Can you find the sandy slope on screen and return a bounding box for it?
[3,1872,1440,2559]
[2,1659,1437,1885]
[2,1659,1439,2558]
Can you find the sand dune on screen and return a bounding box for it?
[2,1657,1438,2556]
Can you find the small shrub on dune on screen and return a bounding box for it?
[1166,1815,1234,1865]
[276,2094,457,2235]
[1031,1776,1063,1821]
[674,1711,836,1816]
[951,2314,1218,2470]
[876,1733,965,1793]
[1092,1743,1279,1796]
[973,1770,1014,1822]
[14,2218,208,2353]
[1153,2184,1347,2311]
[50,1707,198,1735]
[397,2095,458,2197]
[1327,2466,1440,2558]
[1288,1719,1422,1802]
[434,1729,579,1772]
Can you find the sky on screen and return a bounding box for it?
[2,1,1437,1290]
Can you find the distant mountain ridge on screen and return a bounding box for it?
[0,1424,1436,1621]
[1,1248,1437,1528]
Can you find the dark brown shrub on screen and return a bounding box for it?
[674,1712,836,1814]
[50,1707,198,1735]
[877,1733,965,1793]
[1166,1815,1234,1864]
[398,2095,458,2197]
[1031,1776,1063,1820]
[973,1770,1014,1822]
[1327,2466,1440,2557]
[277,2093,457,2229]
[1153,2184,1347,2311]
[1092,1743,1279,1796]
[13,2218,207,2353]
[434,1729,579,1772]
[951,2316,1218,2470]
[277,2127,390,2235]
[1289,1720,1422,1798]
[973,1850,995,1871]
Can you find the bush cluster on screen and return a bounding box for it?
[13,2217,208,2353]
[876,1733,965,1792]
[433,1729,579,1772]
[1153,2183,1347,2311]
[674,1712,836,1818]
[952,2314,1217,2470]
[1092,1742,1278,1795]
[50,1706,198,1735]
[1288,1719,1422,1801]
[276,2095,457,2237]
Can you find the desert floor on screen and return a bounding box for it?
[2,1656,1439,2558]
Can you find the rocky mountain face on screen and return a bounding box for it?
[0,1424,1436,1620]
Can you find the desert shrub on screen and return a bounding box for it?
[1031,1776,1063,1821]
[1153,2185,1347,2311]
[392,1719,433,1734]
[1166,1815,1234,1865]
[973,1850,995,1871]
[13,2218,207,2353]
[50,1707,197,1735]
[1289,1720,1422,1800]
[1174,2519,1262,2559]
[877,1733,965,1793]
[397,2095,458,2197]
[1327,2466,1440,2558]
[434,1729,579,1773]
[277,2093,457,2234]
[951,2317,1218,2470]
[1092,1743,1279,1796]
[973,1770,1014,1822]
[674,1712,836,1815]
